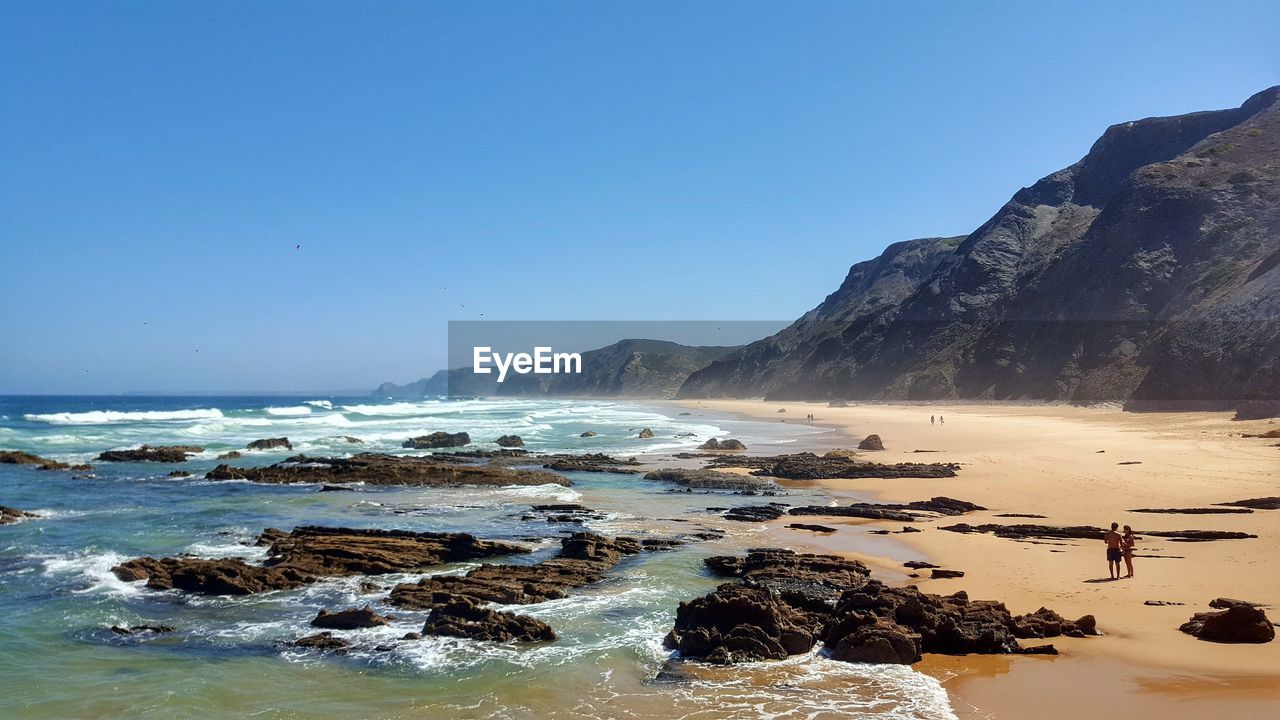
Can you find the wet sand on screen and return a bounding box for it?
[677,399,1280,719]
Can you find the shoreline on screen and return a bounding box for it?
[675,398,1280,720]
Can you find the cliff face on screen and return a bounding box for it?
[373,339,740,399]
[679,87,1280,418]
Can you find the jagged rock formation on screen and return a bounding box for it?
[665,549,1094,664]
[247,437,292,451]
[204,453,568,487]
[1,505,39,525]
[643,468,776,491]
[679,88,1280,418]
[1180,605,1275,643]
[111,526,529,595]
[97,445,203,462]
[402,431,471,449]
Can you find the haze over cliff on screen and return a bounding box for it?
[679,87,1280,418]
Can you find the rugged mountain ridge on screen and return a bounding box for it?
[679,87,1280,418]
[374,339,740,399]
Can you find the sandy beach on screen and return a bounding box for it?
[677,399,1280,720]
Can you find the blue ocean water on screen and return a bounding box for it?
[0,395,956,719]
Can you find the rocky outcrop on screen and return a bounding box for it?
[247,437,292,451]
[112,526,529,595]
[111,557,312,595]
[637,428,655,439]
[422,597,556,643]
[678,87,1280,420]
[1,505,39,525]
[668,549,1093,665]
[540,453,642,474]
[724,453,959,480]
[722,504,788,522]
[857,435,885,451]
[940,523,1257,541]
[293,632,351,652]
[664,583,824,663]
[643,468,776,491]
[109,624,175,635]
[402,432,471,449]
[579,431,598,437]
[1179,605,1275,643]
[1216,497,1280,510]
[788,497,984,521]
[494,435,524,447]
[698,438,746,451]
[310,607,389,629]
[97,445,203,462]
[388,532,640,610]
[260,526,531,577]
[0,450,85,471]
[205,453,569,487]
[1130,507,1253,514]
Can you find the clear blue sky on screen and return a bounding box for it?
[2,0,1276,393]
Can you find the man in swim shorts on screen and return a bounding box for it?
[1104,522,1124,580]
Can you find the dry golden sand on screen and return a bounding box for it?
[677,399,1280,720]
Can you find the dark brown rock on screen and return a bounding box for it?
[494,435,524,447]
[579,431,597,437]
[733,453,958,480]
[1216,497,1280,510]
[857,434,885,451]
[109,624,176,635]
[789,496,983,520]
[1180,606,1275,643]
[0,450,74,470]
[930,569,965,579]
[1209,597,1267,609]
[388,532,640,610]
[637,428,655,439]
[698,438,747,451]
[643,468,775,491]
[110,557,312,595]
[206,453,568,487]
[423,597,555,643]
[293,632,351,652]
[1129,507,1253,514]
[541,453,642,474]
[310,607,390,629]
[663,583,824,663]
[940,523,1256,542]
[247,437,292,451]
[1,505,39,525]
[97,445,203,463]
[402,432,471,449]
[723,504,787,522]
[788,523,837,533]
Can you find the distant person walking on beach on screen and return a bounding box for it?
[939,415,944,425]
[1104,522,1124,580]
[930,415,935,426]
[1121,525,1137,579]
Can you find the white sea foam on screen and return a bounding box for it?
[23,408,225,425]
[41,550,141,597]
[304,400,334,409]
[498,484,583,503]
[265,406,312,416]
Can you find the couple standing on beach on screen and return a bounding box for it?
[1104,522,1137,580]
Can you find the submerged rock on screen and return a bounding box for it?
[541,453,642,474]
[643,468,776,491]
[423,597,556,643]
[310,607,389,629]
[205,453,569,487]
[1,505,39,525]
[247,437,293,451]
[402,431,471,449]
[579,431,598,438]
[112,526,529,595]
[109,624,176,636]
[389,532,640,610]
[638,428,655,439]
[293,632,351,652]
[0,450,77,470]
[96,445,204,463]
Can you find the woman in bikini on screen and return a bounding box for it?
[1121,525,1137,579]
